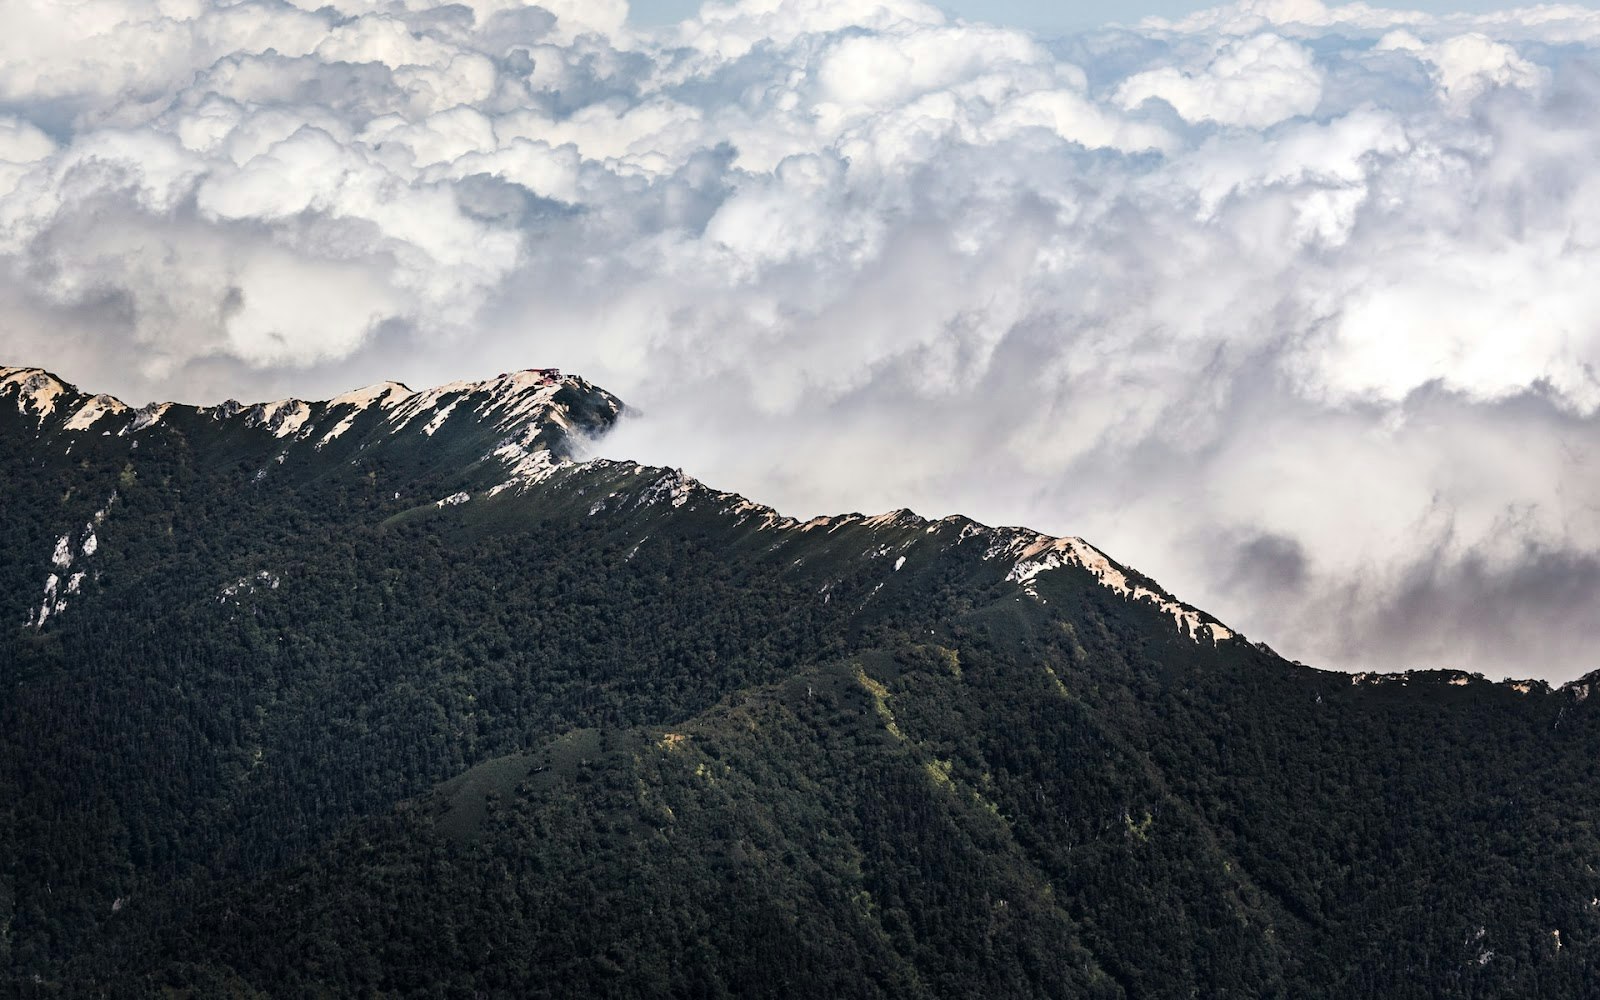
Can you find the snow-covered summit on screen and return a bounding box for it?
[1,366,71,424]
[0,364,621,456]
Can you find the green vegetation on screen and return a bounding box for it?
[4,370,1600,997]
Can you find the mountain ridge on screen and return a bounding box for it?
[7,359,1600,998]
[0,363,617,460]
[4,361,1246,652]
[5,361,1571,696]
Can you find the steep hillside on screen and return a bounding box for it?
[4,364,1600,998]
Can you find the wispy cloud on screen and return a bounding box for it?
[5,0,1600,677]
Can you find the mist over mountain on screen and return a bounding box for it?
[6,0,1600,676]
[6,361,1600,998]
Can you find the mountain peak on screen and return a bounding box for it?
[1,363,624,488]
[327,381,414,410]
[1,366,72,423]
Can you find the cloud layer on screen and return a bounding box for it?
[5,0,1600,678]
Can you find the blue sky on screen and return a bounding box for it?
[626,0,1567,30]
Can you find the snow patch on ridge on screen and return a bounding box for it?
[246,399,313,439]
[637,469,696,509]
[489,443,564,487]
[316,383,412,447]
[388,380,475,432]
[329,382,413,410]
[422,399,460,436]
[862,509,918,529]
[123,402,172,434]
[64,394,129,430]
[477,372,566,431]
[2,369,67,425]
[1002,534,1236,645]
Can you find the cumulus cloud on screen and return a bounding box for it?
[1114,33,1324,127]
[1376,29,1547,111]
[3,0,1600,678]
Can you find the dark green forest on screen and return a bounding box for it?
[5,366,1600,998]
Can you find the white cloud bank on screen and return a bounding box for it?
[4,0,1600,678]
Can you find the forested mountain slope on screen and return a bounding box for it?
[4,364,1600,998]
